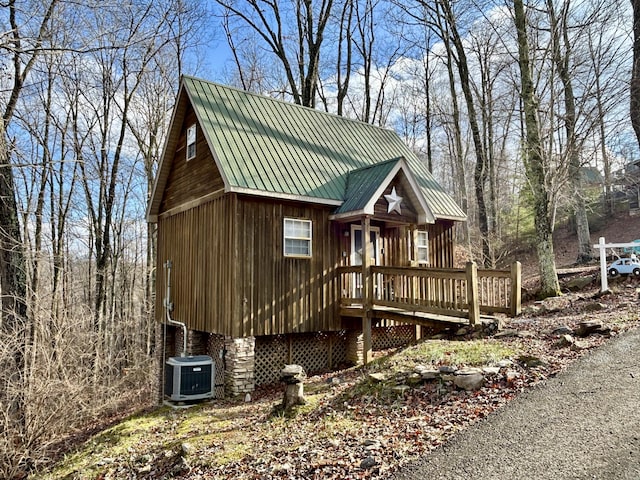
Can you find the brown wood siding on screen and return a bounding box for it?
[382,225,411,267]
[157,194,344,337]
[236,197,343,336]
[382,222,454,268]
[156,194,238,336]
[334,220,454,269]
[160,107,225,212]
[156,188,455,337]
[428,221,455,268]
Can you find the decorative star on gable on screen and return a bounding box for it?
[384,186,403,214]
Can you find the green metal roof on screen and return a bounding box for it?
[151,76,466,221]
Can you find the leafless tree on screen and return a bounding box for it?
[318,0,355,115]
[0,0,206,474]
[587,14,629,213]
[632,0,640,149]
[513,0,561,297]
[215,0,337,107]
[544,0,592,263]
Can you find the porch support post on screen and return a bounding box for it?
[466,261,479,326]
[409,224,417,267]
[361,216,373,365]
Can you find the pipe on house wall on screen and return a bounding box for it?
[164,260,187,357]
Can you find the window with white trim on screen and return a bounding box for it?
[186,124,196,160]
[284,218,312,257]
[416,230,429,264]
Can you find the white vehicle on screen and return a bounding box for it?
[607,258,640,277]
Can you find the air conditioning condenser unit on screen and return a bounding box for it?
[165,355,214,401]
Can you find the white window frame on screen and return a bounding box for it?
[416,230,429,265]
[186,124,196,161]
[283,218,312,258]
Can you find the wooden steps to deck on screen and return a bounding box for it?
[341,304,472,329]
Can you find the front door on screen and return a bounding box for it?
[350,225,381,298]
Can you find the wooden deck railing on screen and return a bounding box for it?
[337,261,521,324]
[478,263,521,316]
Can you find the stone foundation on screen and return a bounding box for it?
[346,330,364,365]
[224,336,256,396]
[174,326,185,356]
[187,329,209,355]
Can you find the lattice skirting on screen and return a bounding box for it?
[207,334,226,399]
[372,324,416,350]
[255,332,347,386]
[255,335,287,387]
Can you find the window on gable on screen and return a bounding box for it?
[416,230,429,265]
[186,124,196,160]
[284,218,312,257]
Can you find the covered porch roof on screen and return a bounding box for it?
[329,157,436,225]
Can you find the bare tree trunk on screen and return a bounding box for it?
[479,47,498,267]
[0,118,27,327]
[0,0,58,330]
[335,0,354,116]
[355,0,373,121]
[441,22,470,247]
[594,70,613,215]
[0,114,28,440]
[434,0,490,265]
[29,61,57,319]
[422,30,434,173]
[631,0,640,149]
[547,0,592,263]
[514,0,561,298]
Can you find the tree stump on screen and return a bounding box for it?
[281,365,306,409]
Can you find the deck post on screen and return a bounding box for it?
[466,261,479,326]
[510,261,522,317]
[362,216,373,365]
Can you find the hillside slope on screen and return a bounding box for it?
[553,212,640,268]
[512,212,640,289]
[36,287,640,479]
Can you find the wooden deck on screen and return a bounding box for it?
[337,262,521,323]
[337,262,522,360]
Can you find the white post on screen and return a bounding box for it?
[597,237,608,293]
[592,237,640,293]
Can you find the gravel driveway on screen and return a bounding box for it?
[393,327,640,480]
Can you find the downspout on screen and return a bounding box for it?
[164,260,187,357]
